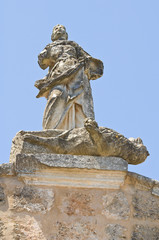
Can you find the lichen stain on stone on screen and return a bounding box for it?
[102,191,130,219]
[9,186,54,213]
[61,192,95,216]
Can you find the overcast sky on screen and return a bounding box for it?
[1,0,159,180]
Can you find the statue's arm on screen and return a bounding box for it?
[38,44,52,70]
[76,44,91,62]
[76,45,104,80]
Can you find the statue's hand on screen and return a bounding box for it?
[40,49,48,58]
[84,118,99,131]
[38,49,50,70]
[85,56,92,64]
[84,57,104,80]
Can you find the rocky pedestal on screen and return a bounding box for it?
[0,152,159,239]
[10,119,149,165]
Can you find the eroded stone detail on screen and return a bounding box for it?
[102,192,130,219]
[131,225,159,240]
[51,221,97,240]
[13,216,46,240]
[10,118,149,165]
[0,186,5,205]
[0,163,14,176]
[15,153,127,172]
[9,186,54,213]
[35,25,103,130]
[105,224,127,240]
[133,190,159,220]
[0,219,5,240]
[61,192,95,216]
[152,186,159,197]
[126,172,155,190]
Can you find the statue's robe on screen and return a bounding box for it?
[35,40,103,130]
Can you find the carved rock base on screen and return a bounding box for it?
[10,119,149,165]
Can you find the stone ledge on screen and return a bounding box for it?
[14,154,128,189]
[1,155,159,195]
[15,153,128,172]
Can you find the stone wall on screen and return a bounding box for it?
[0,154,159,239]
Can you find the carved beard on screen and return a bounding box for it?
[52,32,68,41]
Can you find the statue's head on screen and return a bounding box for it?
[51,24,68,41]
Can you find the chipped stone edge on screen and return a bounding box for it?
[126,171,159,197]
[0,163,15,176]
[15,153,128,172]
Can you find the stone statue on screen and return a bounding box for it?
[22,24,149,165]
[35,24,103,130]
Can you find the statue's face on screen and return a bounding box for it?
[51,25,68,41]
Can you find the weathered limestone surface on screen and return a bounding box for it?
[11,154,128,189]
[0,163,14,176]
[132,190,159,220]
[105,224,127,240]
[15,153,128,172]
[9,185,54,213]
[0,186,5,205]
[10,118,149,165]
[36,25,103,130]
[51,221,97,240]
[0,156,159,239]
[0,218,5,240]
[11,216,46,240]
[132,225,159,240]
[102,191,130,219]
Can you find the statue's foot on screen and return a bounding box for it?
[84,118,99,131]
